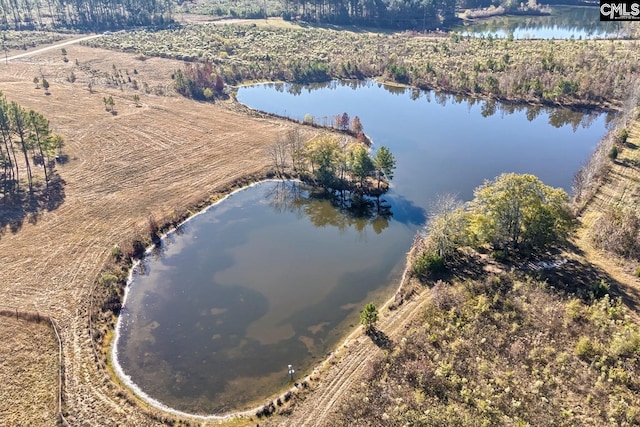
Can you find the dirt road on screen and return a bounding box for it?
[4,34,103,62]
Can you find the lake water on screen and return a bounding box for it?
[455,6,626,39]
[115,80,611,414]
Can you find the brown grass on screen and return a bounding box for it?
[0,315,58,427]
[575,119,640,316]
[0,44,323,424]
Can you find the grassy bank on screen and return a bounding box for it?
[333,269,640,426]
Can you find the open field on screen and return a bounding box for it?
[0,43,325,425]
[0,315,58,427]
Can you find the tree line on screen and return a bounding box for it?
[281,0,456,29]
[0,0,174,30]
[0,91,63,195]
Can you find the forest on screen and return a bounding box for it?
[0,0,548,31]
[279,0,457,29]
[0,0,174,30]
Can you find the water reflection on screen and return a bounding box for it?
[253,80,612,131]
[119,78,609,415]
[116,181,416,414]
[455,6,626,39]
[265,180,426,234]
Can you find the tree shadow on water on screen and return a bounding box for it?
[0,175,66,241]
[265,180,426,235]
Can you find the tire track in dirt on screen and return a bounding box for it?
[575,120,640,321]
[277,279,429,427]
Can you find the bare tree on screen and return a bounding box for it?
[423,193,467,259]
[285,128,305,173]
[268,134,288,177]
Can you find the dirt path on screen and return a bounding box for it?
[574,120,640,314]
[4,34,103,62]
[4,38,637,427]
[261,272,428,427]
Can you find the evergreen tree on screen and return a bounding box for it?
[360,302,379,332]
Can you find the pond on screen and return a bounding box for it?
[114,80,611,415]
[454,6,626,39]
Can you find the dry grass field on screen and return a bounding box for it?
[0,43,321,425]
[0,315,58,427]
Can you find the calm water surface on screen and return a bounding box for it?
[455,6,625,39]
[116,80,611,414]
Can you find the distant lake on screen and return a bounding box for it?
[114,80,611,414]
[455,6,626,39]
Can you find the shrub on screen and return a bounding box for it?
[412,251,445,277]
[111,244,122,261]
[616,128,629,145]
[491,250,507,261]
[128,237,146,259]
[98,273,119,287]
[148,214,160,243]
[589,279,610,299]
[575,336,596,360]
[591,205,640,259]
[608,145,619,161]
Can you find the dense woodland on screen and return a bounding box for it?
[0,0,174,30]
[188,0,557,29]
[278,0,457,29]
[0,0,556,31]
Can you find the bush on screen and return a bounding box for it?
[491,250,507,261]
[616,128,629,145]
[98,273,119,287]
[589,279,610,299]
[111,244,122,261]
[128,237,146,259]
[412,251,445,277]
[591,205,640,259]
[608,145,619,161]
[575,336,597,360]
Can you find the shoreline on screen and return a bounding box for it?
[105,178,415,422]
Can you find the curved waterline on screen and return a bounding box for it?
[113,79,609,416]
[111,179,407,418]
[111,180,295,419]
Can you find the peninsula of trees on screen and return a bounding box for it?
[269,129,396,197]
